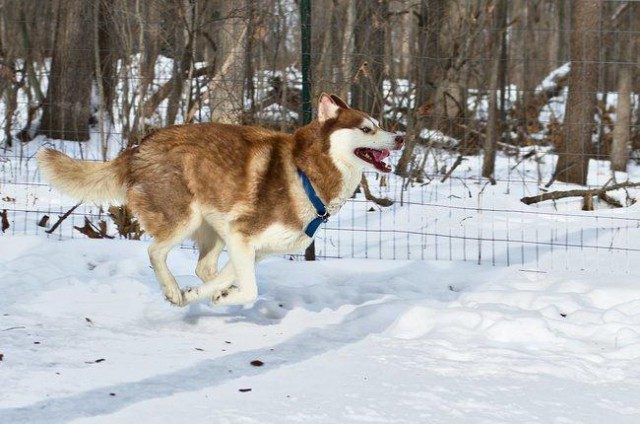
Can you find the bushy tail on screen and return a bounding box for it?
[36,149,128,204]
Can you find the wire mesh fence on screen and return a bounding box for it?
[1,0,639,274]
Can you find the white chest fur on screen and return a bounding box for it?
[254,162,361,256]
[253,223,311,254]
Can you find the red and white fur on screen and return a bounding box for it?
[37,94,404,306]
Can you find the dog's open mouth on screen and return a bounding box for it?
[354,148,391,172]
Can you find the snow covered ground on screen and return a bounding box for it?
[1,236,640,423]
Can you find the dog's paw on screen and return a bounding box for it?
[212,286,257,306]
[164,287,186,307]
[212,285,236,304]
[182,286,198,304]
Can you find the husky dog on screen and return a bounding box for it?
[37,94,404,306]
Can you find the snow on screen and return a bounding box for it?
[1,236,640,423]
[535,62,571,94]
[419,128,459,147]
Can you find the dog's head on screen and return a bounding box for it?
[316,93,404,173]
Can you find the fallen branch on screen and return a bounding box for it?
[45,203,81,234]
[521,181,640,205]
[598,192,623,208]
[360,174,393,207]
[440,155,465,183]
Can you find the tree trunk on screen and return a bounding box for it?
[350,0,387,119]
[140,1,161,91]
[39,0,94,141]
[610,6,636,172]
[243,0,257,124]
[209,2,247,124]
[554,0,602,185]
[339,0,355,101]
[128,0,161,138]
[330,0,349,98]
[611,66,632,171]
[482,0,508,179]
[166,1,191,126]
[396,0,445,176]
[97,0,118,122]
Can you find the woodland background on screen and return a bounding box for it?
[3,4,640,420]
[0,1,639,263]
[0,0,638,185]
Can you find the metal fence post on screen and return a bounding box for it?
[300,0,316,261]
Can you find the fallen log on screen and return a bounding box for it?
[521,181,640,205]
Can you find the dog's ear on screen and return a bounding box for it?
[330,94,350,110]
[317,93,340,123]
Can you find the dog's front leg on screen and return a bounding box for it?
[182,261,235,304]
[213,233,258,306]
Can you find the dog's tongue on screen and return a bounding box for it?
[372,148,390,162]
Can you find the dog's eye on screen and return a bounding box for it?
[360,127,371,134]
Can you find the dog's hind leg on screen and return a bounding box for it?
[193,224,225,282]
[147,213,202,307]
[212,232,258,306]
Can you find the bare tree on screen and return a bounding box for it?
[208,2,247,124]
[610,4,637,172]
[482,0,508,179]
[97,0,119,123]
[553,0,602,185]
[351,0,388,119]
[39,0,94,141]
[396,0,445,176]
[127,0,162,139]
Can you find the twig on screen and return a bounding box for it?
[457,177,472,198]
[497,141,520,156]
[509,148,537,171]
[478,179,492,197]
[440,155,465,183]
[545,161,575,188]
[46,203,81,234]
[455,123,485,139]
[2,326,26,331]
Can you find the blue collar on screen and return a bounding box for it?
[297,169,330,238]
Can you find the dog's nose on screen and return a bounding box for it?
[394,134,405,149]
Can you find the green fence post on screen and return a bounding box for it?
[300,0,316,261]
